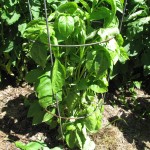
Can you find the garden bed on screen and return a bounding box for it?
[0,85,150,150]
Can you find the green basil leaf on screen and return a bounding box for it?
[35,71,53,108]
[89,83,107,93]
[65,131,76,149]
[90,7,111,20]
[58,2,78,14]
[25,68,44,83]
[86,47,111,77]
[24,20,54,40]
[30,41,47,68]
[98,27,119,40]
[52,59,66,99]
[27,101,45,125]
[43,108,55,122]
[103,0,117,27]
[58,16,74,38]
[84,107,102,133]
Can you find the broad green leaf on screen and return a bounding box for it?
[15,141,51,150]
[52,59,66,96]
[15,141,26,149]
[16,141,50,150]
[75,123,87,149]
[51,36,60,57]
[35,71,53,108]
[86,47,111,77]
[27,101,45,125]
[65,131,77,149]
[30,41,47,68]
[43,108,55,122]
[84,108,102,133]
[24,20,54,40]
[58,16,74,38]
[24,20,45,40]
[103,0,116,27]
[89,83,107,93]
[65,90,79,113]
[98,27,119,40]
[25,68,44,83]
[26,141,49,150]
[58,2,78,14]
[75,130,83,148]
[90,7,111,20]
[76,79,88,90]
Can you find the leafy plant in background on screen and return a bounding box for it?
[0,0,55,82]
[111,0,150,87]
[109,0,150,118]
[117,81,142,108]
[21,0,128,149]
[0,0,28,82]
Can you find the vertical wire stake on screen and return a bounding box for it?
[43,0,64,144]
[27,0,33,20]
[119,0,128,32]
[56,94,64,143]
[43,0,53,66]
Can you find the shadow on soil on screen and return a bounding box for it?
[0,95,59,148]
[107,95,150,150]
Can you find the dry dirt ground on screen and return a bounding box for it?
[0,84,150,150]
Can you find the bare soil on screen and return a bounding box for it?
[0,84,150,150]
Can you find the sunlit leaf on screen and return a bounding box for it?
[58,16,74,38]
[58,2,78,14]
[35,71,53,108]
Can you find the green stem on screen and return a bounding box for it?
[79,65,86,79]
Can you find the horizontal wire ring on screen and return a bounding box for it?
[45,99,104,120]
[29,36,115,47]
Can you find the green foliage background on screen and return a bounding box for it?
[112,0,150,87]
